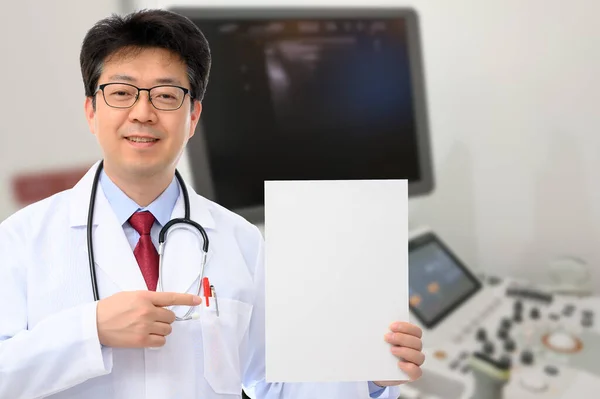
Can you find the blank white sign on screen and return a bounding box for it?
[264,180,409,383]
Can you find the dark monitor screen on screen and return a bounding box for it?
[176,8,433,221]
[409,233,481,328]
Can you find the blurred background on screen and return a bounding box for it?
[1,0,600,398]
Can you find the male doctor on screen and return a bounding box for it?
[0,9,425,399]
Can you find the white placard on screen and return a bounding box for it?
[265,180,409,382]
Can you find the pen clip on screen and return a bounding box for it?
[210,284,220,317]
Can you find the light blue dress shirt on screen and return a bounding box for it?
[99,170,179,251]
[99,170,389,398]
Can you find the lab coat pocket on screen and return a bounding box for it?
[200,297,253,395]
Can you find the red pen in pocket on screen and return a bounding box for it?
[202,277,210,307]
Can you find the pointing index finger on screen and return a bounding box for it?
[148,292,202,307]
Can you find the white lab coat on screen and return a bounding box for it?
[0,163,400,399]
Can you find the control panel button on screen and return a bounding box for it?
[544,365,559,376]
[562,304,575,316]
[487,276,502,286]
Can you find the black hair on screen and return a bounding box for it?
[80,9,211,108]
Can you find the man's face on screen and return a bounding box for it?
[85,47,202,179]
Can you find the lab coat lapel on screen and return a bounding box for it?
[70,162,151,294]
[158,185,215,295]
[91,190,149,292]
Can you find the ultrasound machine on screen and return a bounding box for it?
[136,4,600,398]
[404,226,600,399]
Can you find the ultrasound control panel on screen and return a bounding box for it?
[403,228,600,399]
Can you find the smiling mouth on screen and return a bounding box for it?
[126,137,159,143]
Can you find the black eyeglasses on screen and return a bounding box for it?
[95,82,192,111]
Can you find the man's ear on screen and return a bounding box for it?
[84,96,96,135]
[188,100,202,139]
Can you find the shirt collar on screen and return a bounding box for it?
[99,170,180,227]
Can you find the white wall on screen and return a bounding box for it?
[0,0,122,220]
[400,0,600,290]
[405,0,600,291]
[2,0,600,291]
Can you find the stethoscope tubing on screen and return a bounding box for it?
[86,160,209,318]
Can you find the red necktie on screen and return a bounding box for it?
[129,211,159,291]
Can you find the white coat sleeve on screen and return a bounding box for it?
[0,220,113,399]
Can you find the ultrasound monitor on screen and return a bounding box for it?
[173,8,434,223]
[408,232,482,329]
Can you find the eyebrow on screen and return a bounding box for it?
[107,75,183,86]
[108,74,136,83]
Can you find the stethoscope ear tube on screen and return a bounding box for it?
[87,160,105,302]
[159,218,209,253]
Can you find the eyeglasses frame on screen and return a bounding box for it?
[95,82,193,111]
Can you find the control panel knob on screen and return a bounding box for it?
[499,355,512,369]
[476,328,487,342]
[497,328,509,340]
[530,308,541,320]
[483,341,494,355]
[514,312,523,323]
[547,331,578,352]
[504,339,516,352]
[521,350,534,365]
[501,318,512,330]
[514,300,523,313]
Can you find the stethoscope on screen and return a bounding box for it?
[86,160,210,321]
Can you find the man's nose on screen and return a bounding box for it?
[128,91,157,124]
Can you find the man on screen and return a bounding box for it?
[0,9,424,399]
